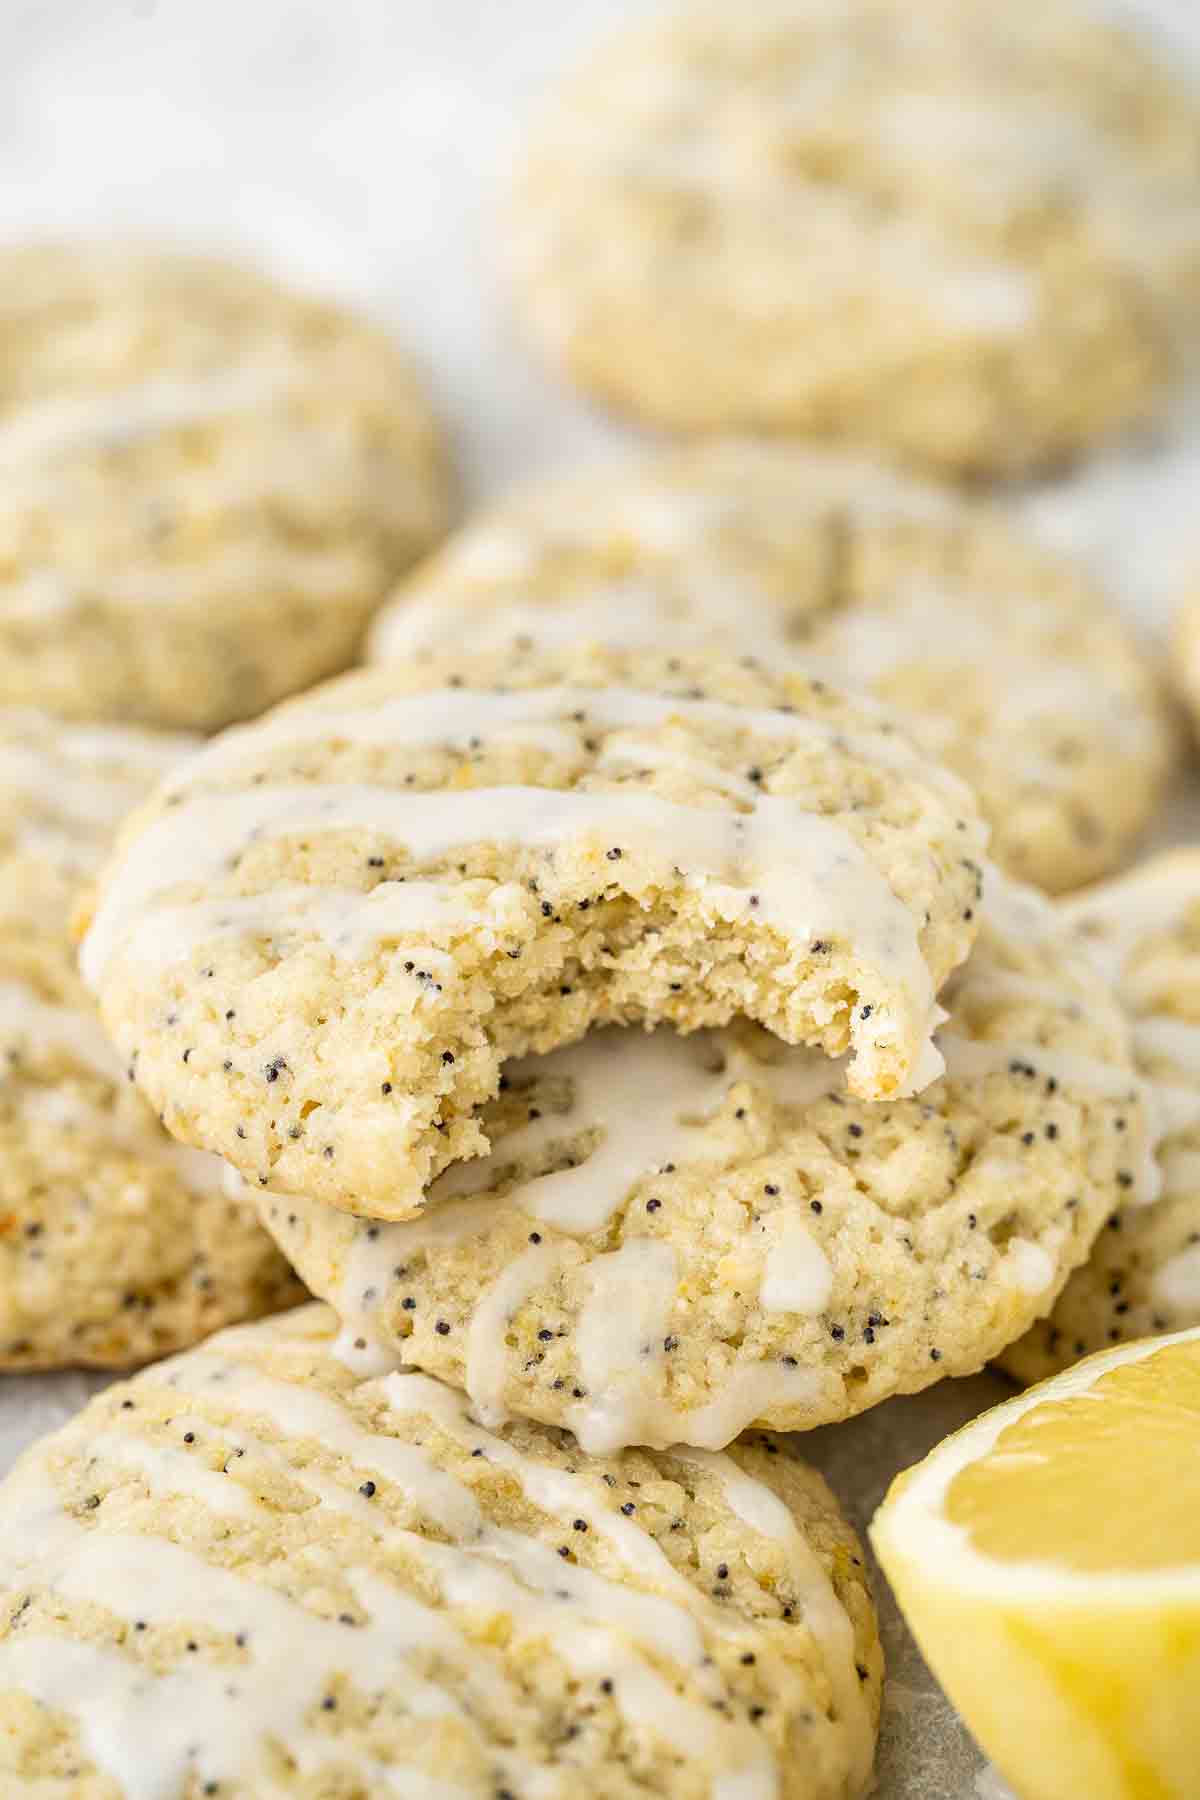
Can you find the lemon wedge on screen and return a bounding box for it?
[870,1329,1200,1800]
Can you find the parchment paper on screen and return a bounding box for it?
[0,4,1197,1793]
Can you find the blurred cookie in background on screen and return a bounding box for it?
[0,711,304,1369]
[508,0,1200,479]
[0,242,450,731]
[1003,851,1200,1381]
[374,442,1177,894]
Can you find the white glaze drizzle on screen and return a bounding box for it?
[164,681,963,801]
[81,735,947,1097]
[1059,862,1200,1217]
[0,1319,866,1797]
[323,866,1140,1448]
[0,360,292,472]
[430,1026,836,1231]
[0,745,153,837]
[331,1023,844,1447]
[375,587,745,662]
[376,573,1158,798]
[938,1032,1159,1206]
[0,980,232,1201]
[516,93,1039,347]
[671,1444,872,1796]
[759,1216,833,1315]
[119,881,485,976]
[0,981,123,1082]
[1060,864,1200,995]
[464,1241,569,1429]
[0,716,195,896]
[998,1239,1057,1295]
[571,1238,681,1452]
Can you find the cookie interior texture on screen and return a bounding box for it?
[1003,852,1200,1382]
[0,709,304,1369]
[373,442,1177,894]
[0,1304,882,1799]
[80,644,987,1219]
[259,871,1148,1451]
[508,0,1200,475]
[0,242,449,730]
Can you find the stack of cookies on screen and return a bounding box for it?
[0,0,1198,1794]
[8,610,1153,1796]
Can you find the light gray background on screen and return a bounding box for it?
[2,3,1200,1794]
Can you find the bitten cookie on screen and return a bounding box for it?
[259,872,1147,1451]
[0,1304,883,1799]
[372,443,1176,894]
[79,643,987,1219]
[0,710,304,1369]
[508,0,1200,478]
[1003,852,1200,1382]
[0,242,449,730]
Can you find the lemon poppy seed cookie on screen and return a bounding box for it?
[0,710,304,1370]
[81,643,988,1218]
[260,873,1146,1451]
[1004,853,1200,1384]
[0,1304,883,1799]
[372,443,1176,894]
[0,242,449,730]
[508,0,1200,477]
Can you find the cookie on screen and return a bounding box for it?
[0,710,304,1369]
[0,709,196,932]
[80,643,988,1219]
[371,443,1176,894]
[507,0,1200,478]
[0,242,449,730]
[0,1303,883,1799]
[259,871,1148,1452]
[1003,852,1200,1383]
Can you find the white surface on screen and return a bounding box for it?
[1,2,1200,1795]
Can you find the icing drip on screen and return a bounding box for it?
[324,873,1139,1451]
[330,1025,842,1446]
[465,1242,569,1429]
[759,1217,833,1315]
[431,1027,838,1232]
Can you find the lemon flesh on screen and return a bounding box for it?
[871,1332,1200,1800]
[948,1341,1200,1573]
